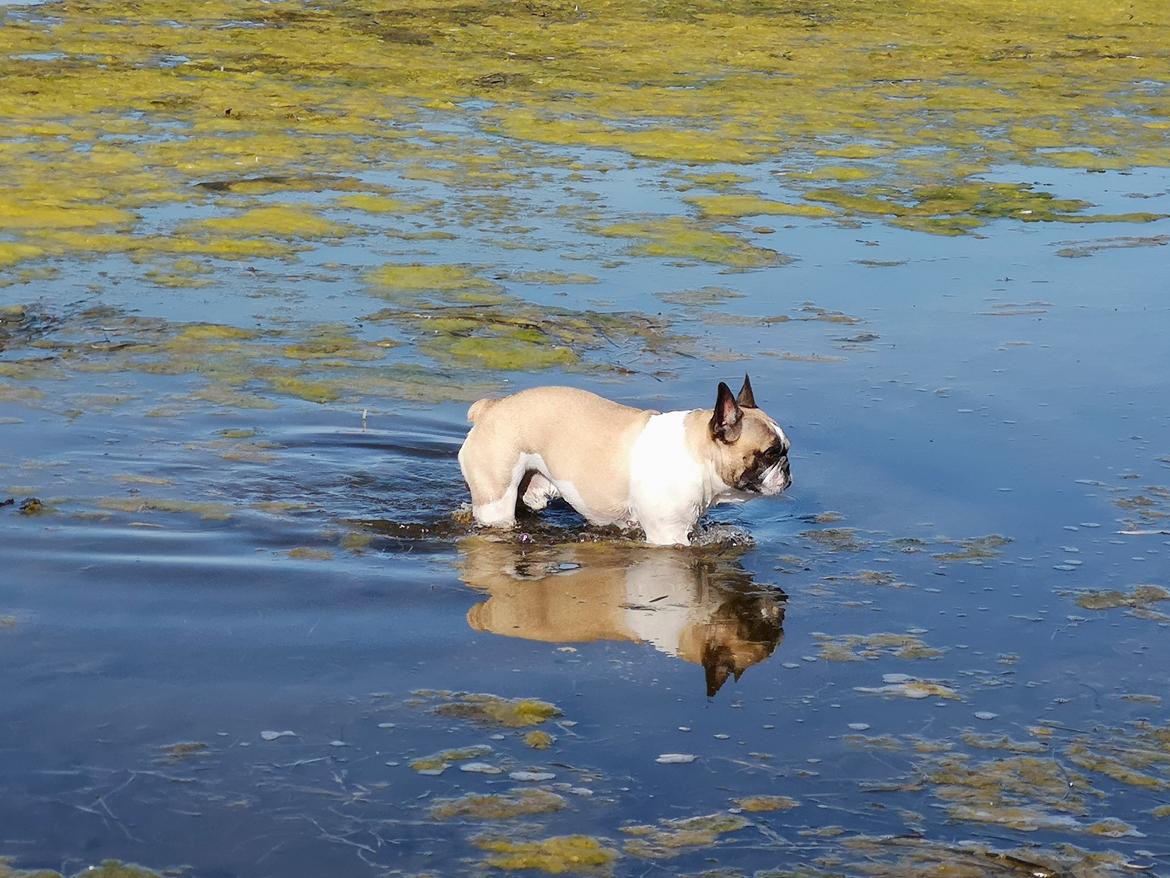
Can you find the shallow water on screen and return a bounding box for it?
[3,2,1170,876]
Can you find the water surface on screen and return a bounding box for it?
[2,1,1170,875]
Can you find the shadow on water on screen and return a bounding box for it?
[457,536,787,697]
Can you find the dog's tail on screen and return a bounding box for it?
[466,397,498,423]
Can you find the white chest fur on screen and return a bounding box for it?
[628,411,726,545]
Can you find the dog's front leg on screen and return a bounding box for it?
[638,514,695,547]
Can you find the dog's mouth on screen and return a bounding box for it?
[737,453,791,495]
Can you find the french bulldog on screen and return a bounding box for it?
[458,375,790,545]
[459,537,786,696]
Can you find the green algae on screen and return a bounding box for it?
[0,860,163,878]
[524,730,555,750]
[801,528,865,552]
[4,305,485,407]
[599,218,786,268]
[281,334,392,361]
[409,744,494,776]
[413,690,562,728]
[1056,234,1170,259]
[333,193,425,214]
[96,497,234,521]
[1,0,1159,253]
[431,788,566,821]
[183,205,347,239]
[855,676,960,701]
[1065,741,1168,790]
[0,244,45,269]
[733,795,798,813]
[424,335,577,371]
[791,836,1128,878]
[656,286,744,307]
[622,813,749,860]
[364,294,679,376]
[1073,584,1170,612]
[160,741,209,761]
[933,534,1012,562]
[686,194,836,220]
[814,632,943,662]
[366,263,500,295]
[504,270,599,285]
[288,547,333,561]
[475,835,617,874]
[925,752,1094,832]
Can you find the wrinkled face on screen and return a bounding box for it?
[712,408,791,496]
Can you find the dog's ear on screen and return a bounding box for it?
[703,643,736,697]
[710,382,743,444]
[736,374,757,408]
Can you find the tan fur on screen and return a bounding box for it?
[683,407,784,488]
[467,398,498,423]
[459,537,785,694]
[460,386,655,525]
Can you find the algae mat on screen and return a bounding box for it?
[1,0,1169,277]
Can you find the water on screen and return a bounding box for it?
[4,177,1169,872]
[3,12,1170,873]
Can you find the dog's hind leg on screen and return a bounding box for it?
[520,472,560,512]
[459,442,524,528]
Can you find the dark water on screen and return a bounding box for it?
[3,163,1170,876]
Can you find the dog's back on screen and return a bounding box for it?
[459,387,654,527]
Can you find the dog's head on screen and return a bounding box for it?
[702,375,791,496]
[699,588,787,697]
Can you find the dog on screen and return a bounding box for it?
[457,375,790,545]
[458,537,786,696]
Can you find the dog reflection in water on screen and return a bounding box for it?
[458,537,786,697]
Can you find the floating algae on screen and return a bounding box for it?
[413,691,562,728]
[686,194,836,220]
[855,674,960,700]
[1073,585,1170,612]
[788,835,1130,878]
[598,218,787,269]
[0,0,1167,281]
[96,497,235,521]
[159,741,209,762]
[475,835,618,874]
[814,632,944,662]
[933,534,1012,562]
[733,795,799,813]
[364,264,506,303]
[524,730,555,750]
[0,861,163,878]
[621,813,750,860]
[0,305,501,408]
[430,788,566,821]
[409,744,494,776]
